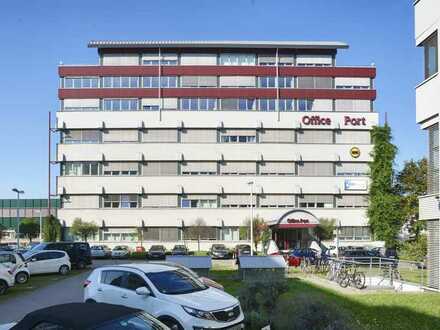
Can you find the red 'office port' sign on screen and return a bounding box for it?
[287,218,310,224]
[301,115,367,126]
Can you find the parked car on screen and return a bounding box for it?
[1,302,168,330]
[0,244,14,252]
[171,244,189,256]
[112,245,131,259]
[209,244,232,259]
[25,250,71,275]
[90,245,112,259]
[0,252,30,284]
[84,263,244,330]
[147,245,166,260]
[27,242,91,269]
[341,249,397,266]
[234,244,251,258]
[0,263,14,295]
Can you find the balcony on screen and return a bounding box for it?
[416,73,440,123]
[419,194,440,220]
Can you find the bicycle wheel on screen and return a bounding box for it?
[354,272,366,289]
[339,274,350,288]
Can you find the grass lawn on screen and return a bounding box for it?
[0,269,86,303]
[209,270,440,330]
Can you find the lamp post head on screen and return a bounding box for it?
[12,188,24,194]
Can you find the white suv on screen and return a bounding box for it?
[0,263,15,295]
[84,263,244,330]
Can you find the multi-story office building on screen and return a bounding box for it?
[414,0,440,289]
[57,40,378,250]
[0,199,60,241]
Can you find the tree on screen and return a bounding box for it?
[394,158,427,240]
[70,218,98,242]
[187,218,207,252]
[20,218,40,243]
[42,215,62,242]
[0,224,5,242]
[243,215,268,252]
[368,125,404,248]
[314,218,336,243]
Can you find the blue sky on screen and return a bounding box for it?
[0,0,424,198]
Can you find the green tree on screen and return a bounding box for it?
[394,158,427,240]
[0,224,5,242]
[70,218,98,242]
[187,218,207,252]
[243,215,268,252]
[20,218,40,243]
[42,215,62,242]
[368,125,404,248]
[314,218,336,243]
[399,234,427,261]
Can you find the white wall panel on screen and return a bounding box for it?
[102,54,139,66]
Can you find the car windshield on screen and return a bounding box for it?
[146,270,208,295]
[213,245,226,250]
[173,246,185,250]
[94,312,164,330]
[29,243,47,252]
[240,245,250,251]
[150,246,164,251]
[114,246,126,251]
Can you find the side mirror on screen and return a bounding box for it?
[135,286,150,296]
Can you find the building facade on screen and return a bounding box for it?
[414,0,440,289]
[57,40,378,250]
[0,199,60,241]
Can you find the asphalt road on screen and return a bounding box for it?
[0,259,129,324]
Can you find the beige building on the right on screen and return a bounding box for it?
[414,0,440,289]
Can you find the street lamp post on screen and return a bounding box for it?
[12,188,25,249]
[247,181,254,256]
[35,209,43,242]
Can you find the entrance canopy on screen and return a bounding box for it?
[268,209,320,229]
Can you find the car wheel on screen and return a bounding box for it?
[159,317,184,330]
[59,265,70,275]
[76,261,86,270]
[15,272,29,284]
[0,280,8,295]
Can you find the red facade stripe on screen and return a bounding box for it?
[58,88,376,100]
[59,65,376,78]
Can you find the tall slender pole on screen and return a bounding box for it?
[16,192,20,249]
[248,182,254,256]
[39,211,43,242]
[48,111,51,216]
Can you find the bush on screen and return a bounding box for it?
[399,235,427,261]
[129,252,147,259]
[237,278,288,329]
[272,293,359,330]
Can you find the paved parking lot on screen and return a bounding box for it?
[0,258,237,324]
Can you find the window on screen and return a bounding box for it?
[336,195,368,208]
[102,229,137,241]
[335,99,371,112]
[181,162,217,175]
[298,195,333,208]
[32,322,66,330]
[298,99,314,112]
[63,130,100,144]
[259,76,276,88]
[220,99,255,111]
[339,226,371,241]
[219,53,256,66]
[260,195,295,208]
[184,227,218,240]
[124,272,147,291]
[259,162,295,175]
[278,76,294,88]
[258,55,276,66]
[142,76,177,88]
[63,99,100,112]
[297,130,333,144]
[335,163,369,176]
[142,53,178,65]
[103,76,139,88]
[180,98,217,110]
[279,99,294,111]
[142,162,179,176]
[181,196,217,208]
[103,195,138,208]
[102,130,139,143]
[103,99,139,111]
[422,32,438,79]
[221,195,256,208]
[428,124,439,194]
[101,270,125,287]
[221,135,256,143]
[335,77,370,89]
[297,162,334,176]
[103,162,138,176]
[142,129,178,142]
[0,254,16,264]
[142,195,178,208]
[297,77,332,89]
[335,131,371,144]
[296,54,332,67]
[220,162,256,175]
[181,76,217,87]
[63,162,99,176]
[259,99,276,111]
[64,77,98,88]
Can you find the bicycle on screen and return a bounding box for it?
[339,264,365,289]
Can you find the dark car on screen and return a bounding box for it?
[27,242,92,269]
[209,244,232,259]
[171,244,189,256]
[9,302,168,330]
[147,245,166,260]
[342,249,397,266]
[0,243,14,252]
[234,244,251,258]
